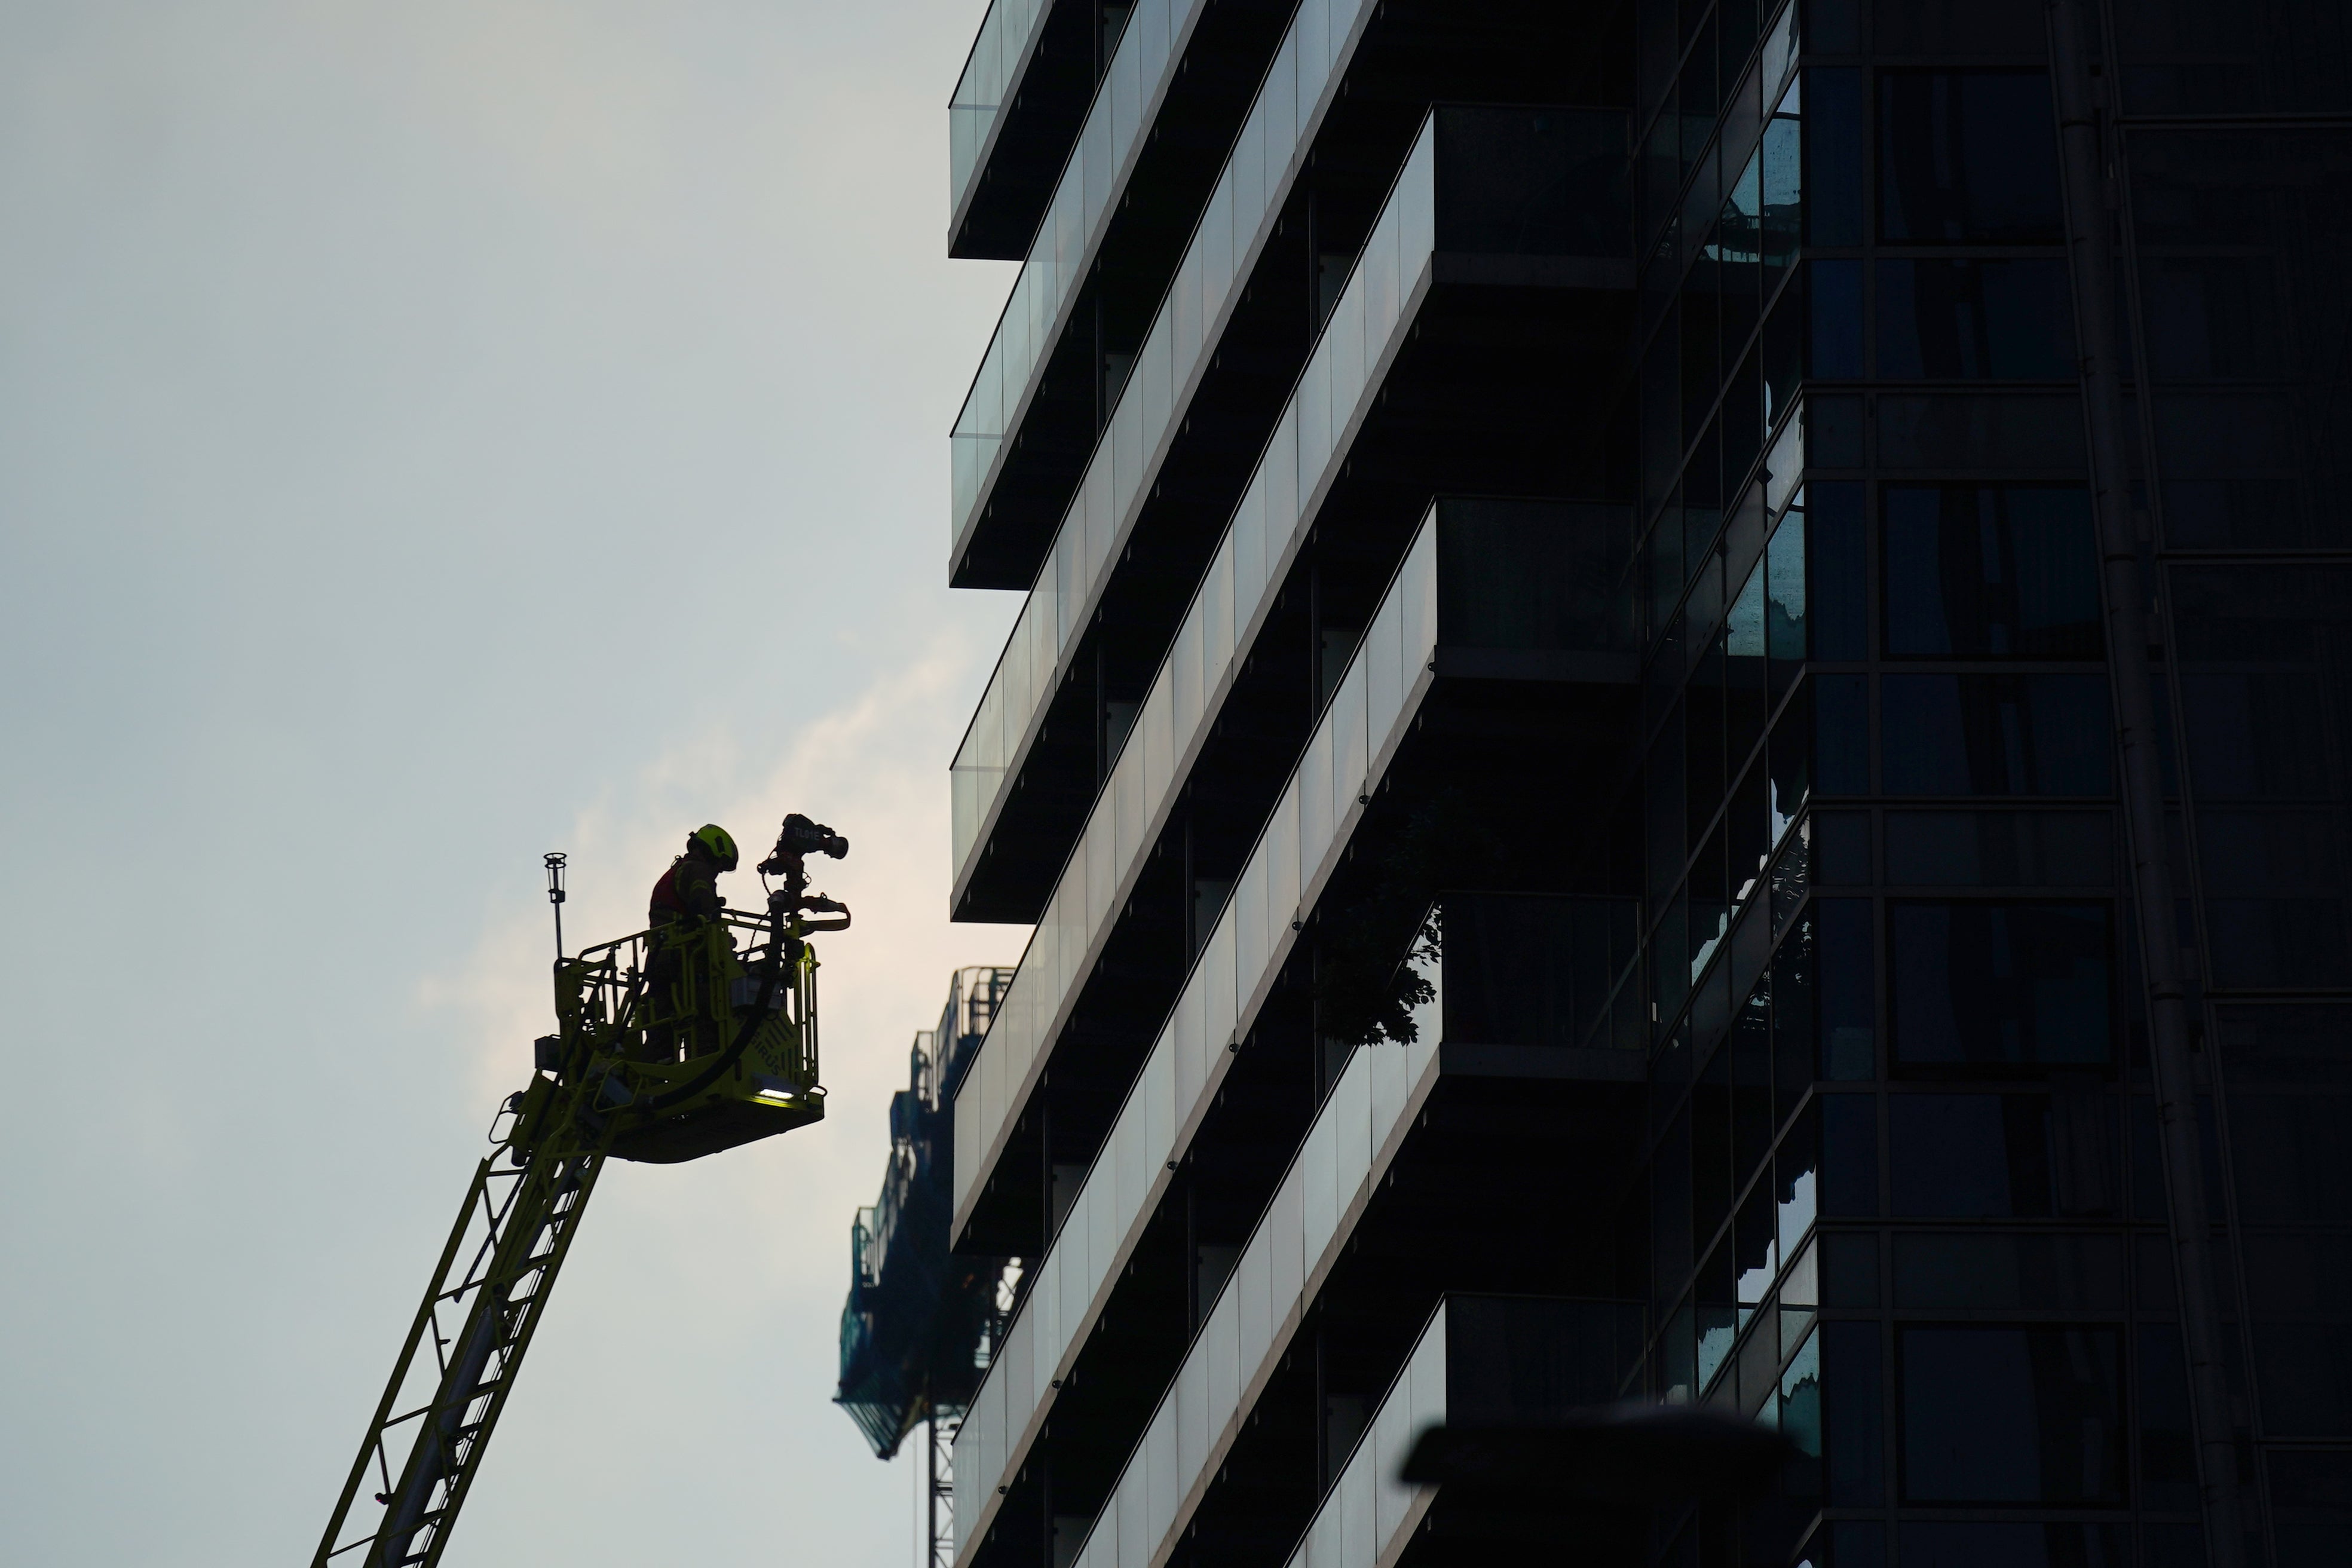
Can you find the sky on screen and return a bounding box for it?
[0,3,1031,1563]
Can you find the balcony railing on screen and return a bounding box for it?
[1048,1142,1646,1568]
[950,0,1394,877]
[961,988,1443,1563]
[950,491,1643,1551]
[1274,1297,1649,1568]
[948,0,1055,226]
[952,100,1630,898]
[950,0,1215,562]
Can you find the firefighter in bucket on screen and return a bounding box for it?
[642,824,739,1062]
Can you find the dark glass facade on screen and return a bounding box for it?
[921,2,2352,1565]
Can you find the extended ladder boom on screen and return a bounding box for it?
[313,1116,610,1568]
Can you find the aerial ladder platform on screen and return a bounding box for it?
[313,814,852,1568]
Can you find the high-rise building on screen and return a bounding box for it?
[931,2,2352,1565]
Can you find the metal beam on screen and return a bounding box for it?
[2047,4,2247,1562]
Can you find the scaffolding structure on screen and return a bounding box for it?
[837,967,1018,1566]
[927,1405,960,1568]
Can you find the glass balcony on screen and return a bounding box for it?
[961,987,1444,1561]
[950,0,1215,568]
[952,99,1631,902]
[1052,1141,1648,1568]
[947,0,1377,879]
[951,491,1643,1548]
[948,0,1053,229]
[1275,1297,1649,1568]
[951,500,1440,1244]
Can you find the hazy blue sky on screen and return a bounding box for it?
[0,3,1031,1562]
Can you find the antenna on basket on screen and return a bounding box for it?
[543,853,568,960]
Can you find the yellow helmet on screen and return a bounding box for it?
[690,823,739,871]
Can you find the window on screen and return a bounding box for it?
[1883,810,2115,886]
[1687,259,1725,436]
[1891,902,2111,1069]
[1773,930,1815,1111]
[1884,486,2099,659]
[1657,1296,1696,1404]
[2269,1450,2352,1568]
[1432,108,1634,258]
[1890,1233,2126,1310]
[1881,674,2113,796]
[1691,826,1730,981]
[1443,1296,1649,1422]
[1878,73,2063,244]
[1811,259,1863,377]
[1695,1045,1734,1241]
[1768,495,1807,690]
[1735,974,1775,1170]
[1897,1326,2126,1503]
[1874,393,2086,469]
[1820,1092,1878,1215]
[1698,1233,1738,1390]
[1874,0,2045,57]
[1778,1134,1818,1261]
[1734,1182,1778,1326]
[2215,1005,2352,1438]
[1895,1524,2130,1567]
[1762,76,1800,278]
[1653,1107,1694,1300]
[1650,710,1687,906]
[2136,1323,2198,1511]
[1816,674,1871,793]
[1644,329,1682,517]
[2130,130,2352,549]
[1889,1092,2117,1217]
[1437,499,1633,652]
[1772,682,1817,822]
[2174,568,2352,988]
[1811,391,1865,466]
[1438,894,1633,1051]
[1819,896,1875,1077]
[1895,1093,2036,1214]
[1806,69,1864,247]
[1824,1320,1884,1505]
[1876,259,2074,379]
[1720,152,1765,360]
[1814,810,1870,884]
[1778,1326,1823,1500]
[2217,1006,2352,1227]
[1808,481,1866,658]
[1765,284,1806,422]
[2114,0,2352,116]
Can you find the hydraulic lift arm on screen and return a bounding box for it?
[313,816,849,1568]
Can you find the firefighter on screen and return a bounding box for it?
[643,825,739,1061]
[650,823,737,927]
